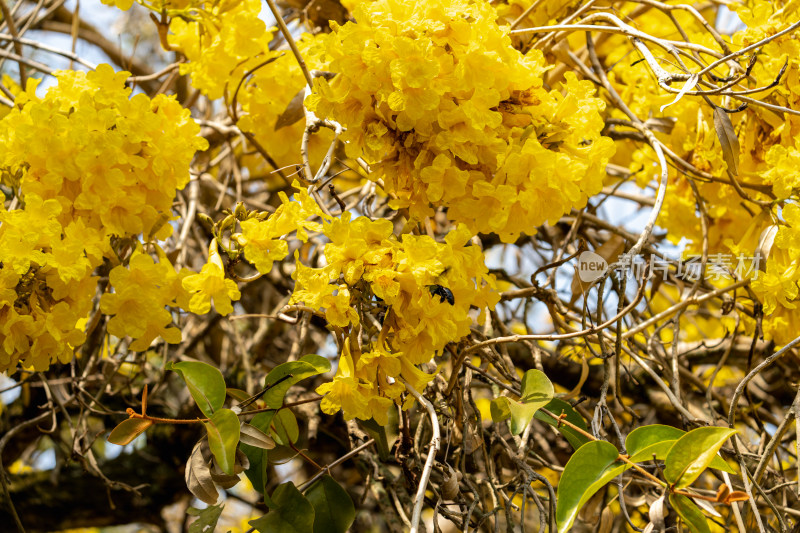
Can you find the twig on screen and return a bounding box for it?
[508,0,546,30]
[0,411,52,533]
[0,32,96,69]
[0,0,26,86]
[263,0,313,88]
[697,20,800,79]
[402,378,440,533]
[463,276,646,354]
[623,279,749,339]
[298,439,375,490]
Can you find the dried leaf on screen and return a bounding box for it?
[578,489,605,523]
[274,89,305,131]
[240,422,277,450]
[303,0,349,29]
[648,495,667,532]
[713,107,740,176]
[185,441,219,505]
[441,464,462,500]
[723,491,749,505]
[235,448,250,473]
[210,462,241,489]
[571,235,625,303]
[694,495,722,518]
[660,75,698,113]
[561,353,589,401]
[598,507,615,533]
[755,224,778,272]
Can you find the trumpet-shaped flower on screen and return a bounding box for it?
[182,240,241,316]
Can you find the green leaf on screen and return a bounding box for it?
[489,370,553,435]
[242,411,276,496]
[519,369,554,406]
[534,398,591,450]
[493,398,529,435]
[204,408,241,475]
[626,424,685,462]
[489,397,511,423]
[187,504,224,533]
[305,475,356,533]
[668,494,711,533]
[243,445,269,494]
[626,425,735,474]
[167,361,226,417]
[664,427,736,489]
[708,454,736,474]
[226,387,251,403]
[262,355,331,409]
[270,408,299,446]
[107,418,152,446]
[359,418,391,461]
[555,440,630,533]
[249,482,315,533]
[268,446,299,465]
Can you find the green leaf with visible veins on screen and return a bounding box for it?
[534,398,591,450]
[204,408,240,475]
[262,354,331,409]
[305,475,355,533]
[270,408,299,445]
[664,427,737,489]
[669,494,711,533]
[626,424,735,474]
[556,440,630,533]
[167,361,226,417]
[490,369,553,435]
[249,482,315,533]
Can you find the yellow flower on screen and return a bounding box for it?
[237,186,325,274]
[182,240,241,316]
[100,0,133,10]
[290,262,337,310]
[316,342,372,421]
[324,286,360,328]
[239,218,290,274]
[100,250,185,350]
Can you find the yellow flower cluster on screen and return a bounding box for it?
[101,248,192,351]
[316,338,409,425]
[292,215,499,422]
[598,3,800,343]
[306,0,614,241]
[727,2,800,341]
[229,181,499,422]
[168,0,274,101]
[0,65,206,371]
[166,0,332,171]
[236,187,323,274]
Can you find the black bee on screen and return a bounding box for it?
[428,285,455,305]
